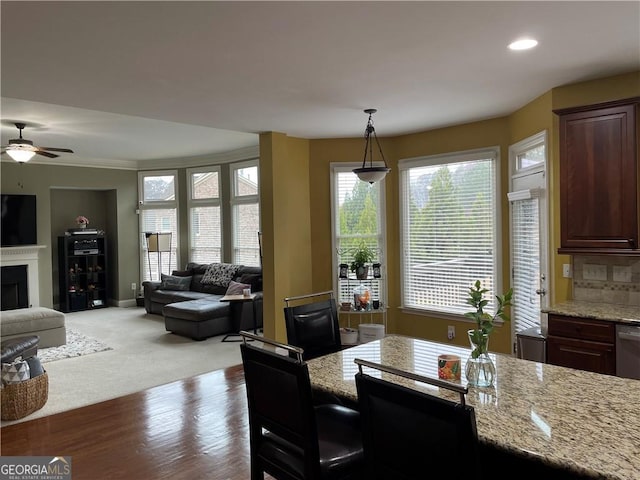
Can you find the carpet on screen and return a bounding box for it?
[38,329,112,363]
[0,307,243,426]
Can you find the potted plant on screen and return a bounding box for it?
[350,243,376,280]
[464,280,513,387]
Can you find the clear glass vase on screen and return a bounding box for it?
[465,329,496,387]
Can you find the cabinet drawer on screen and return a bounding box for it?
[548,314,615,343]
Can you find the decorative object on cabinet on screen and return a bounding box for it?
[339,263,349,279]
[372,263,381,278]
[75,215,89,229]
[464,280,513,387]
[554,97,639,254]
[58,234,108,313]
[350,242,376,280]
[352,108,391,184]
[145,232,172,281]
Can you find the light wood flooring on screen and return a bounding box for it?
[0,364,268,479]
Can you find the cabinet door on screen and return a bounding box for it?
[557,100,638,251]
[547,335,616,375]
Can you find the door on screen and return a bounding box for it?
[508,132,549,353]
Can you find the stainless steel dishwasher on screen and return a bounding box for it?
[616,324,640,380]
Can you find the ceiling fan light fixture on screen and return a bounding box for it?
[353,108,391,184]
[6,146,36,163]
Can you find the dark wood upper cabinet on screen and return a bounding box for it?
[555,98,640,254]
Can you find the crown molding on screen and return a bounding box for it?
[0,145,260,171]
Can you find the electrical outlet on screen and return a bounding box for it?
[447,325,455,340]
[613,265,632,283]
[583,264,607,281]
[131,282,137,291]
[562,264,572,278]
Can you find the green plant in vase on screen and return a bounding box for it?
[349,243,376,280]
[464,280,513,387]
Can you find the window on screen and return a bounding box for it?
[399,148,501,317]
[331,165,386,304]
[187,167,222,263]
[230,160,260,266]
[138,171,179,282]
[508,131,548,338]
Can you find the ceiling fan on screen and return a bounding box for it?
[1,122,74,163]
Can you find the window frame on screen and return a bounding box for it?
[187,166,222,263]
[398,147,503,320]
[229,158,261,265]
[137,170,179,282]
[330,163,387,305]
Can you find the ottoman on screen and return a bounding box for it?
[163,299,233,340]
[0,307,66,348]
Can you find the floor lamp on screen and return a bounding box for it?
[145,232,172,281]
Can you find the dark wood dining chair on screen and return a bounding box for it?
[283,291,342,361]
[354,358,481,480]
[239,330,364,480]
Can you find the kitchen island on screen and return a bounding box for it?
[307,334,640,479]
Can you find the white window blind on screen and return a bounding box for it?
[231,162,260,266]
[399,149,499,315]
[511,197,541,332]
[188,169,221,263]
[332,167,385,304]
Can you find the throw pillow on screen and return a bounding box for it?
[2,358,30,385]
[25,356,45,378]
[171,269,193,277]
[201,263,241,287]
[225,280,251,296]
[160,274,192,291]
[238,273,262,292]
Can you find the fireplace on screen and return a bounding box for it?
[1,265,29,310]
[0,245,44,309]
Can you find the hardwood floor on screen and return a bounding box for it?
[0,364,268,479]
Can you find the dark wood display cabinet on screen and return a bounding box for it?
[554,97,640,255]
[546,314,616,375]
[58,234,108,312]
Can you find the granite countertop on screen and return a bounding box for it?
[307,335,640,480]
[542,300,640,325]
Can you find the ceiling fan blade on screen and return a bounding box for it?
[39,147,74,153]
[35,150,59,158]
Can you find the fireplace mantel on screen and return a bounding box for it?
[1,245,46,308]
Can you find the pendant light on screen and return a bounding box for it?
[352,109,390,183]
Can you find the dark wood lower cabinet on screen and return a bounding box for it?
[547,314,616,375]
[547,335,616,375]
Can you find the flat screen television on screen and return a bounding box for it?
[1,194,37,246]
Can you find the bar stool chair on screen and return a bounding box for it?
[283,291,342,361]
[240,331,364,480]
[354,358,481,480]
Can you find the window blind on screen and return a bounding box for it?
[400,151,498,315]
[511,198,541,332]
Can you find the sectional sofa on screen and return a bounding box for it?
[143,262,263,340]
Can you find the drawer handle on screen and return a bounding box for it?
[629,238,636,248]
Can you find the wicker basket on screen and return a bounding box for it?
[1,371,48,421]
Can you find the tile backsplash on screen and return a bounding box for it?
[572,256,640,306]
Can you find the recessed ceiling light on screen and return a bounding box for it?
[508,38,538,51]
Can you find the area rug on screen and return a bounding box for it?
[38,329,112,363]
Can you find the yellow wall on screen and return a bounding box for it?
[260,132,313,342]
[260,71,640,355]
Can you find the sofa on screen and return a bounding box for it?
[143,262,263,341]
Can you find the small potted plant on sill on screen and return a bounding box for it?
[464,280,513,387]
[350,243,376,280]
